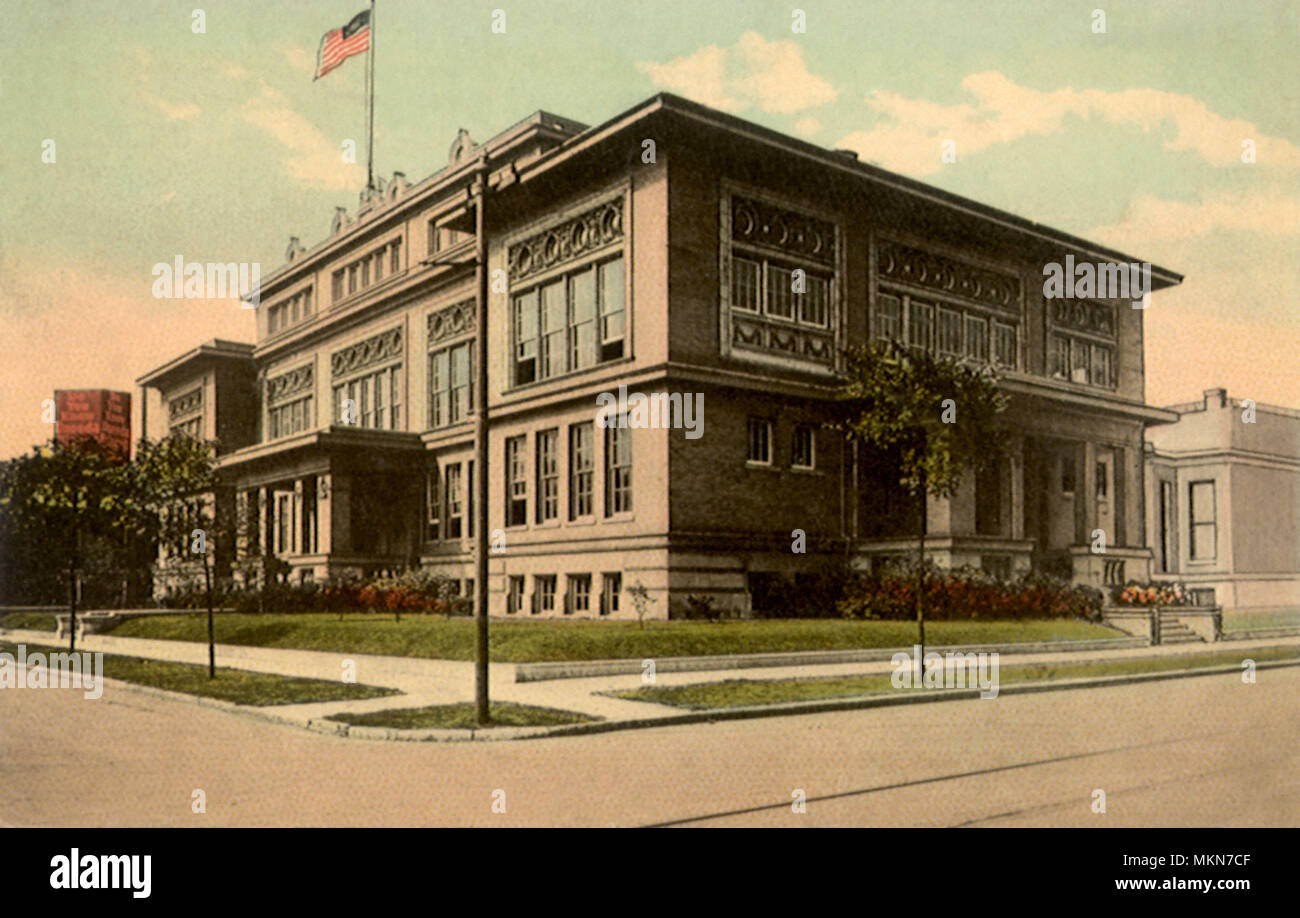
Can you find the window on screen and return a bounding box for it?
[536,428,559,523]
[426,462,440,540]
[908,300,934,353]
[171,417,202,440]
[605,424,632,515]
[965,315,989,363]
[444,464,463,539]
[1061,455,1076,494]
[535,575,556,614]
[512,256,625,385]
[268,395,312,440]
[747,418,772,465]
[569,268,596,371]
[732,257,761,312]
[792,425,815,469]
[332,366,399,430]
[1189,480,1216,561]
[428,221,471,255]
[600,572,621,616]
[334,239,401,302]
[800,274,829,327]
[875,293,903,343]
[938,308,963,357]
[994,322,1016,368]
[567,574,591,615]
[1090,344,1112,387]
[729,248,830,330]
[1071,338,1090,384]
[1095,462,1108,499]
[569,423,594,518]
[507,575,525,615]
[429,342,472,428]
[767,264,795,319]
[1051,335,1071,380]
[599,257,626,361]
[505,435,527,527]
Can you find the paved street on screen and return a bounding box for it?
[2,663,1297,827]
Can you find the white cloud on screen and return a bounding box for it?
[1085,189,1300,248]
[240,84,365,191]
[638,31,838,115]
[141,92,200,121]
[836,71,1300,176]
[794,116,822,137]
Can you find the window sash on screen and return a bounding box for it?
[569,423,594,518]
[792,426,814,468]
[536,429,559,522]
[605,425,632,515]
[748,419,772,464]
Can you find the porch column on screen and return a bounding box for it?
[330,473,353,555]
[292,479,304,555]
[316,474,332,555]
[1082,441,1098,543]
[1008,436,1025,540]
[258,487,271,556]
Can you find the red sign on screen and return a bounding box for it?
[55,390,132,458]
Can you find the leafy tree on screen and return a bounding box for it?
[0,438,141,651]
[835,341,1007,662]
[134,435,232,678]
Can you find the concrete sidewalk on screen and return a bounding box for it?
[4,626,1298,735]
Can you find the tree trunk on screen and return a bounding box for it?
[68,558,77,654]
[204,552,215,679]
[915,472,927,680]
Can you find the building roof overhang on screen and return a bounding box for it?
[1001,376,1181,426]
[135,339,255,390]
[509,93,1183,291]
[216,426,425,476]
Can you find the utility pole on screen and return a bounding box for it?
[472,155,491,725]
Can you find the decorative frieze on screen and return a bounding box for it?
[331,327,403,379]
[508,198,624,283]
[168,387,202,420]
[267,364,314,404]
[877,241,1019,312]
[427,299,476,346]
[1050,298,1115,338]
[730,196,836,267]
[732,316,835,366]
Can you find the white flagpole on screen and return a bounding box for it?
[366,0,376,192]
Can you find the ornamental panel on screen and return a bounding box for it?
[168,388,202,420]
[266,365,314,404]
[508,198,624,283]
[1050,298,1115,338]
[730,196,835,267]
[427,299,476,346]
[877,240,1019,312]
[331,327,403,379]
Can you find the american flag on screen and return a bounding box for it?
[314,10,371,81]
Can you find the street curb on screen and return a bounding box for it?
[513,635,1149,682]
[92,651,1297,744]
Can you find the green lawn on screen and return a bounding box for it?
[0,640,398,706]
[325,701,597,729]
[100,613,1121,662]
[611,644,1300,710]
[0,612,57,631]
[1222,607,1300,632]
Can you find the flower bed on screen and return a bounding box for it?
[838,563,1102,622]
[1111,581,1188,607]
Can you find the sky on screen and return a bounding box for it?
[2,0,1298,458]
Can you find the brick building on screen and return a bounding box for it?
[137,93,1183,617]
